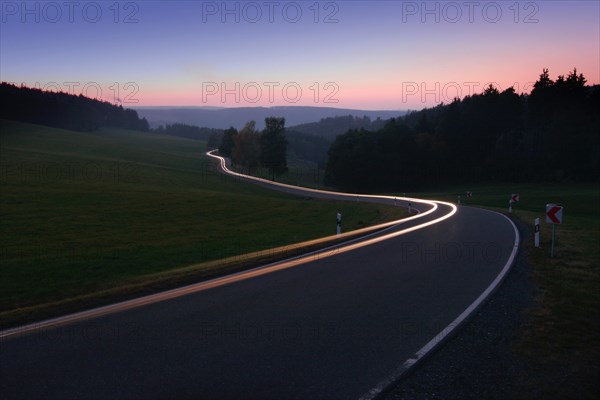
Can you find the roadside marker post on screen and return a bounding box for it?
[457,195,461,205]
[546,204,563,257]
[336,212,342,236]
[509,193,519,213]
[408,202,412,214]
[534,218,540,248]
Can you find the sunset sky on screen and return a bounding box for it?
[1,1,598,110]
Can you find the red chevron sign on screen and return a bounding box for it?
[546,204,563,224]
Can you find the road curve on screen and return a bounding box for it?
[0,152,519,400]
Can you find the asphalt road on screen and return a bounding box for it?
[0,153,519,400]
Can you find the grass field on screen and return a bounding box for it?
[413,183,600,398]
[0,119,405,326]
[2,119,597,396]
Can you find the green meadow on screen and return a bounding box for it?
[2,118,597,397]
[0,120,405,325]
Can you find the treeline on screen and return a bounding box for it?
[291,115,391,141]
[325,69,600,192]
[0,83,149,132]
[150,113,405,168]
[153,123,222,141]
[219,117,287,179]
[285,130,331,168]
[152,118,329,169]
[212,127,329,169]
[283,115,400,167]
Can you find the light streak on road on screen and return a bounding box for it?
[0,152,457,340]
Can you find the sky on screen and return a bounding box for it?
[1,0,598,110]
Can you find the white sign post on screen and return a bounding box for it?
[509,193,519,213]
[336,212,342,236]
[534,218,540,248]
[546,204,563,257]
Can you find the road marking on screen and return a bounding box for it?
[358,211,520,400]
[1,153,457,340]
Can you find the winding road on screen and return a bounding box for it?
[0,151,519,400]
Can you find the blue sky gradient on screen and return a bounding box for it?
[1,1,598,109]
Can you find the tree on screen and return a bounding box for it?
[533,68,553,91]
[483,83,500,96]
[324,69,598,190]
[219,126,238,157]
[260,117,288,180]
[414,112,432,134]
[232,121,261,172]
[207,131,222,150]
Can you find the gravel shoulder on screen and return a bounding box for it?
[383,214,537,400]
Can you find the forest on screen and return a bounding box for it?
[324,69,599,192]
[153,123,222,141]
[218,117,288,180]
[3,69,598,194]
[0,83,149,132]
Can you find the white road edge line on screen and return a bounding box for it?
[0,152,457,340]
[358,211,521,400]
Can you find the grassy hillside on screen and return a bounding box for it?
[0,120,405,324]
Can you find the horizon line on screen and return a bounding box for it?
[131,105,410,112]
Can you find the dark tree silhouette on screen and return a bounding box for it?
[155,123,221,141]
[0,83,149,132]
[325,69,599,191]
[207,131,223,150]
[219,127,238,157]
[260,117,288,180]
[232,121,261,173]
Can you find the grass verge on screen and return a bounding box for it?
[414,183,599,398]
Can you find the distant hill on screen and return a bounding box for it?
[285,130,332,168]
[0,83,149,132]
[136,108,407,167]
[155,123,222,141]
[289,115,393,141]
[134,106,405,130]
[283,114,399,166]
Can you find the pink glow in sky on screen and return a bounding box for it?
[1,1,598,110]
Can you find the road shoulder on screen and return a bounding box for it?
[383,215,536,400]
